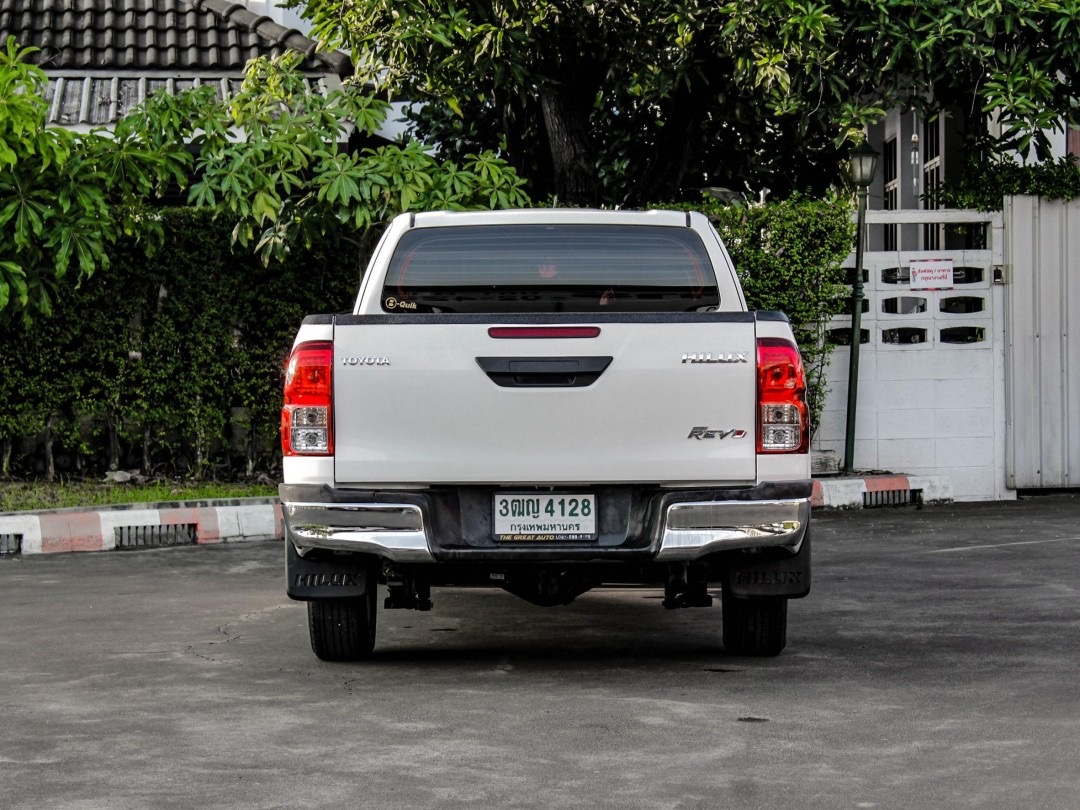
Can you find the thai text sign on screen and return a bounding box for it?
[909,258,954,290]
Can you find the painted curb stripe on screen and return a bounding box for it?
[863,475,911,493]
[3,503,284,556]
[812,474,950,509]
[7,479,953,553]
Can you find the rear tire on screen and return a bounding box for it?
[308,572,378,661]
[721,591,787,656]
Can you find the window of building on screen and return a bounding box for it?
[882,137,898,251]
[922,116,943,250]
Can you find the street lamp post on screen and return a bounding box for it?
[843,142,879,474]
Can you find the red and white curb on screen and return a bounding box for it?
[812,474,953,509]
[0,500,282,556]
[1,477,954,556]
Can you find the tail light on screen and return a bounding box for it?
[282,341,333,456]
[757,337,808,453]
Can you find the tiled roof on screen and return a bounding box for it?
[40,71,331,127]
[0,0,350,75]
[0,0,353,129]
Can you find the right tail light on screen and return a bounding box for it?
[757,337,809,454]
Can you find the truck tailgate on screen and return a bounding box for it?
[332,315,758,485]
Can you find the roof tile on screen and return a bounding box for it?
[0,0,349,75]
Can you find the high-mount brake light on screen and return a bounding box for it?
[757,337,809,453]
[488,326,601,339]
[282,341,334,456]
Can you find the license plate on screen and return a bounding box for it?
[493,493,598,541]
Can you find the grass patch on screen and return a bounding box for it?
[0,480,278,513]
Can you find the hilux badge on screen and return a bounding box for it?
[682,352,749,364]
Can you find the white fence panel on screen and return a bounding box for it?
[814,210,1011,501]
[1004,196,1080,489]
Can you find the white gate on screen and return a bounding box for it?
[814,210,1011,501]
[1004,196,1080,489]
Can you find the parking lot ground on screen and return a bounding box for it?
[2,495,1079,809]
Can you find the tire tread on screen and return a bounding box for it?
[308,589,376,661]
[722,592,787,656]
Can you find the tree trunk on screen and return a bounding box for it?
[142,424,151,474]
[44,415,56,483]
[539,86,599,207]
[193,394,204,478]
[246,428,256,479]
[1,437,10,478]
[106,410,120,472]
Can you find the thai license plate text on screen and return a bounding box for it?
[493,494,598,541]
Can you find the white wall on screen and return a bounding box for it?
[813,212,1013,502]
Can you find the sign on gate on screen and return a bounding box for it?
[909,258,954,290]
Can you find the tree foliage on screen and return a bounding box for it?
[938,155,1080,211]
[290,0,1080,205]
[173,54,530,268]
[0,45,530,321]
[0,37,181,323]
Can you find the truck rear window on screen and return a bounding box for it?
[381,224,720,313]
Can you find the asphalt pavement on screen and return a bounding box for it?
[2,495,1079,809]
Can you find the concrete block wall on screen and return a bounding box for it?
[814,247,1011,502]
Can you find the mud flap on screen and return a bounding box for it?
[720,529,811,599]
[286,542,377,601]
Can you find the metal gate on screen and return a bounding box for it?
[1004,196,1080,489]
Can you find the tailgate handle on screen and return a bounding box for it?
[476,356,612,388]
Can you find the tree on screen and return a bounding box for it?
[0,43,530,322]
[0,37,182,324]
[177,53,530,268]
[289,0,1080,205]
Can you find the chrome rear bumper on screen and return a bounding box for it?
[282,502,432,562]
[281,488,811,563]
[656,498,810,559]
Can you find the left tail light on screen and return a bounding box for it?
[757,337,809,454]
[282,341,333,456]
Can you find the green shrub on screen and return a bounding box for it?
[0,198,853,478]
[662,195,855,436]
[0,208,358,479]
[937,155,1080,211]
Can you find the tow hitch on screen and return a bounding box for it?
[663,562,713,609]
[384,568,433,611]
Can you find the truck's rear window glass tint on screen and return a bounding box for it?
[381,224,720,313]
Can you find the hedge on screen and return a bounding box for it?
[663,195,855,434]
[0,208,358,479]
[0,198,853,480]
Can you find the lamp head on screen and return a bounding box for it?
[849,142,879,188]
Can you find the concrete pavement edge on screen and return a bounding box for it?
[1,474,953,556]
[812,474,953,509]
[0,497,282,556]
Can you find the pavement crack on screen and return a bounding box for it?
[216,624,241,643]
[185,644,232,665]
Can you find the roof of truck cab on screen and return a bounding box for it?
[407,209,701,228]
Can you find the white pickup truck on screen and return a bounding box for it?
[279,209,812,661]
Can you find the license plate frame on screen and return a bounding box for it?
[492,493,598,542]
